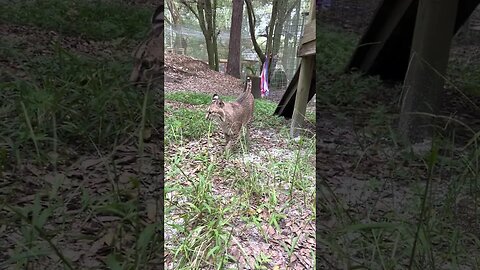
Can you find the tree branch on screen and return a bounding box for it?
[244,0,265,63]
[180,0,200,21]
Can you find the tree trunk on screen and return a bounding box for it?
[211,0,219,70]
[204,0,218,70]
[292,0,301,69]
[181,0,219,71]
[205,34,216,69]
[266,0,278,59]
[213,32,219,70]
[269,0,292,79]
[282,32,292,77]
[398,0,459,142]
[245,0,295,72]
[166,0,183,49]
[270,0,297,80]
[226,0,244,78]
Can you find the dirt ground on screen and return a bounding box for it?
[316,82,480,268]
[1,21,162,268]
[164,110,315,269]
[164,55,316,269]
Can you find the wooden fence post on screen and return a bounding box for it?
[290,56,314,138]
[399,0,459,142]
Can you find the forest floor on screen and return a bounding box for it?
[164,53,316,269]
[1,1,163,268]
[317,22,480,269]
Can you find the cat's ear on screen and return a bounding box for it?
[212,94,224,107]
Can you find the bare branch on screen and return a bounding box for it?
[244,0,265,63]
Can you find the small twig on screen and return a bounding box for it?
[231,235,254,270]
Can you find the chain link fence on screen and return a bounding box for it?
[165,0,311,91]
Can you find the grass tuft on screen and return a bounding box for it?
[0,0,152,41]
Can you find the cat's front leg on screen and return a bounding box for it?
[224,133,234,151]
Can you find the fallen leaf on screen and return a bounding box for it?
[146,200,157,221]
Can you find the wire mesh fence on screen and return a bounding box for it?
[318,0,380,33]
[318,0,480,45]
[165,0,311,91]
[455,5,480,45]
[318,0,480,77]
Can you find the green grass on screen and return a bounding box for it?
[319,136,480,269]
[165,92,315,269]
[1,1,161,268]
[0,0,152,41]
[447,60,480,97]
[253,98,288,129]
[1,43,158,161]
[164,92,296,145]
[166,92,214,105]
[317,24,358,74]
[165,105,211,144]
[316,24,384,108]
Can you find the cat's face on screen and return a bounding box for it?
[205,94,226,122]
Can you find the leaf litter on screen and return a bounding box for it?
[165,61,315,269]
[1,23,162,268]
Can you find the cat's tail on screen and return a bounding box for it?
[237,77,252,103]
[244,76,252,92]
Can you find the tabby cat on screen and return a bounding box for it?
[206,77,255,151]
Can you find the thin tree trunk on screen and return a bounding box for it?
[270,0,296,79]
[292,0,301,68]
[282,32,291,76]
[227,0,244,78]
[212,0,219,70]
[268,0,284,79]
[167,0,182,48]
[245,0,265,63]
[181,0,219,70]
[266,0,278,59]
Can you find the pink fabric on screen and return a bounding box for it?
[260,59,270,97]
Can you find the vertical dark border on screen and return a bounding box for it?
[158,3,165,269]
[315,2,321,269]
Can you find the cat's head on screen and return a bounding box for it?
[205,94,225,121]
